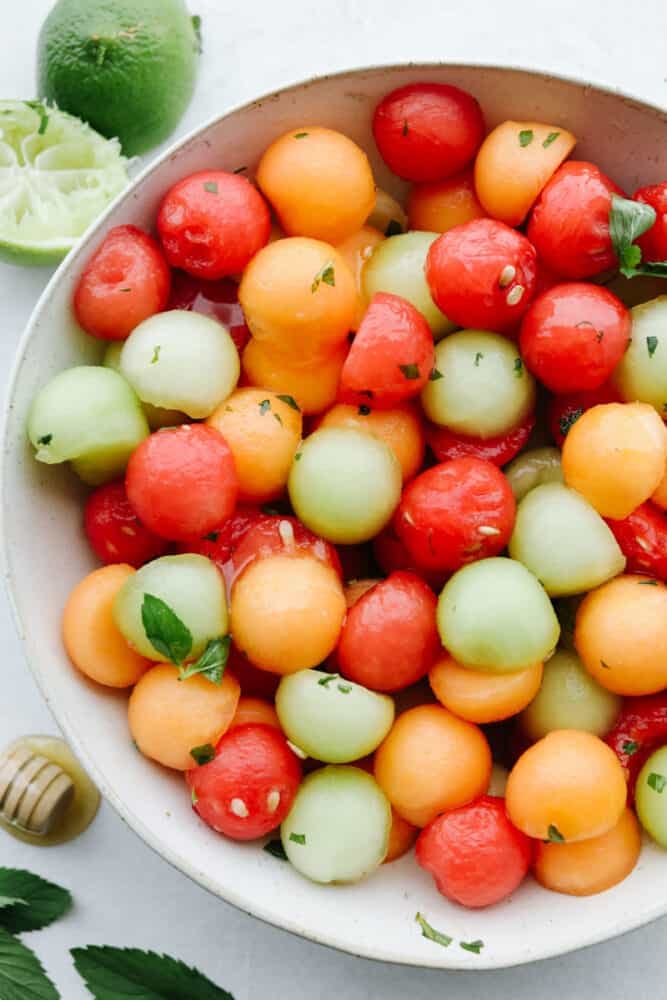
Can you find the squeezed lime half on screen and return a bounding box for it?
[0,100,129,266]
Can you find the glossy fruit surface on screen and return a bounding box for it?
[242,338,346,416]
[337,572,439,692]
[186,723,301,840]
[437,558,560,673]
[425,413,535,468]
[318,403,425,481]
[613,296,667,416]
[606,502,667,580]
[407,169,485,233]
[429,653,542,724]
[635,182,667,262]
[374,704,491,827]
[416,796,533,908]
[635,746,667,848]
[373,82,485,182]
[74,225,171,340]
[84,480,168,567]
[125,424,238,541]
[157,170,271,279]
[288,428,401,544]
[506,730,627,842]
[504,447,563,501]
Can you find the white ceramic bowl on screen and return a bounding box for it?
[3,64,667,970]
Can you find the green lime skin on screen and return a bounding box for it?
[37,0,200,156]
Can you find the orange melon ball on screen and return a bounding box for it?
[239,237,357,364]
[384,808,419,863]
[406,169,486,233]
[230,555,346,675]
[652,466,667,509]
[256,127,376,244]
[574,574,667,695]
[317,402,425,481]
[562,402,667,518]
[207,388,302,502]
[62,564,150,688]
[374,704,491,827]
[336,225,385,328]
[428,652,543,725]
[506,730,627,842]
[534,807,641,896]
[474,120,576,226]
[229,696,281,731]
[242,337,347,416]
[128,664,240,770]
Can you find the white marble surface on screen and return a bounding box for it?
[1,1,667,996]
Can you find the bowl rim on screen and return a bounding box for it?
[3,60,667,972]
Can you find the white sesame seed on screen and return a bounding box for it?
[636,536,651,552]
[499,265,516,288]
[287,741,308,760]
[478,525,501,537]
[506,284,525,306]
[404,511,415,527]
[120,525,136,537]
[266,790,281,813]
[278,519,295,548]
[230,798,249,818]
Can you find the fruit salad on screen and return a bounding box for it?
[29,79,667,911]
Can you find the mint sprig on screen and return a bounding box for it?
[141,594,192,666]
[71,946,233,999]
[608,194,666,278]
[178,636,231,685]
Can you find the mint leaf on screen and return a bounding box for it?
[648,772,667,793]
[190,744,216,766]
[542,131,560,148]
[0,869,71,933]
[0,897,26,909]
[547,824,565,842]
[647,335,658,358]
[622,740,639,755]
[71,945,233,999]
[141,594,192,666]
[0,928,58,1000]
[429,368,443,381]
[311,262,335,293]
[293,132,309,139]
[203,181,218,194]
[415,912,452,948]
[191,15,203,53]
[276,394,300,411]
[609,194,657,276]
[179,637,231,685]
[263,840,287,860]
[399,363,420,380]
[460,939,484,954]
[518,129,534,147]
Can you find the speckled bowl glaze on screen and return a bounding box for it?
[3,64,667,970]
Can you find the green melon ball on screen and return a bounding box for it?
[509,482,626,596]
[613,296,667,416]
[114,554,227,661]
[281,766,391,883]
[362,231,455,339]
[520,649,621,741]
[104,342,183,429]
[276,670,394,763]
[437,557,560,673]
[636,746,667,848]
[288,427,401,544]
[119,310,239,419]
[27,365,148,485]
[421,330,536,437]
[504,447,563,502]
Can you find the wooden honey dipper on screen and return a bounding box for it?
[0,743,74,836]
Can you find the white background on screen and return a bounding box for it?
[2,1,667,996]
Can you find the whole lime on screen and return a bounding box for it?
[37,0,201,157]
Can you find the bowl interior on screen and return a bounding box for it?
[4,64,667,970]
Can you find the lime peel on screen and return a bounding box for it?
[0,100,128,266]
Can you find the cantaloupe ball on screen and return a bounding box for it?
[256,127,376,244]
[62,564,150,688]
[229,697,281,731]
[317,402,425,481]
[374,704,491,827]
[428,652,543,725]
[242,337,347,416]
[128,664,240,770]
[562,402,667,519]
[336,225,385,328]
[574,574,667,695]
[239,237,357,363]
[533,808,640,896]
[207,388,302,502]
[230,555,346,675]
[506,730,627,842]
[407,169,486,233]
